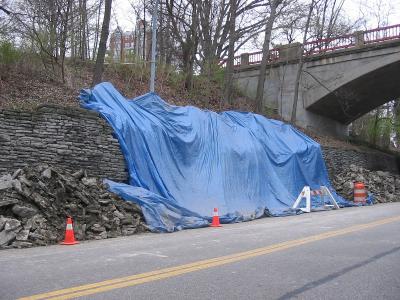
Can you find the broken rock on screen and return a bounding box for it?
[332,165,400,203]
[16,229,30,241]
[0,164,148,250]
[0,230,17,246]
[12,205,38,218]
[4,218,21,232]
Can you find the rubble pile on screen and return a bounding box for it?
[332,164,400,203]
[0,165,147,249]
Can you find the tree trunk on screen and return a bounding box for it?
[183,43,194,90]
[165,13,172,65]
[223,0,237,105]
[199,0,214,77]
[255,0,280,113]
[158,0,165,64]
[80,0,88,60]
[60,0,73,83]
[143,0,146,60]
[49,1,57,64]
[184,58,194,90]
[291,0,315,124]
[86,11,91,59]
[92,0,103,60]
[69,1,75,59]
[92,0,112,87]
[120,32,124,63]
[183,1,199,90]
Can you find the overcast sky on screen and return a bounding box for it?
[112,0,400,31]
[110,0,399,54]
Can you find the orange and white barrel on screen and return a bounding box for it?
[354,182,367,204]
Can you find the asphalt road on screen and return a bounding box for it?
[1,203,400,300]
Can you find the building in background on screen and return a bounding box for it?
[109,21,151,63]
[109,26,134,62]
[134,19,152,62]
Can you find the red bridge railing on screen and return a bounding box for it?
[225,48,280,67]
[303,34,355,54]
[248,51,262,65]
[220,23,400,67]
[363,24,400,44]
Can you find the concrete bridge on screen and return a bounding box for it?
[232,24,400,136]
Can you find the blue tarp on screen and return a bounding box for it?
[80,82,352,232]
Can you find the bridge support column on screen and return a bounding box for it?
[277,43,302,61]
[240,53,250,66]
[354,31,365,47]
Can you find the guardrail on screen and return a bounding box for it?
[303,34,355,54]
[363,24,400,44]
[220,23,400,67]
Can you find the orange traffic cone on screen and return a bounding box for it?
[210,208,222,227]
[61,217,79,245]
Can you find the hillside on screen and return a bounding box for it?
[0,60,255,113]
[0,58,394,154]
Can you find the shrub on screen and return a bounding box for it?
[0,41,21,65]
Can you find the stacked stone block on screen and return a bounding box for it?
[322,146,399,179]
[0,105,128,182]
[0,104,398,187]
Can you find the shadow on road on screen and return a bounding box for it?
[277,246,400,300]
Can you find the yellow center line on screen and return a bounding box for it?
[19,215,400,300]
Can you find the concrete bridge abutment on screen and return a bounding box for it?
[232,27,400,137]
[234,60,349,137]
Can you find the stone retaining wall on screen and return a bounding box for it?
[322,146,399,178]
[0,105,127,182]
[1,105,398,184]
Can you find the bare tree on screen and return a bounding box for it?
[0,3,11,15]
[198,0,269,76]
[60,0,73,81]
[4,0,104,80]
[8,0,76,81]
[165,0,199,89]
[223,0,237,105]
[310,0,354,42]
[289,0,360,123]
[274,0,305,43]
[92,0,103,59]
[0,3,12,38]
[254,0,283,113]
[290,0,317,124]
[92,0,112,86]
[78,0,88,60]
[358,0,394,28]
